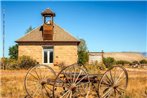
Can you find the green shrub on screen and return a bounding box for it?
[1,57,9,69]
[1,56,38,70]
[78,39,89,65]
[7,59,19,70]
[132,60,139,65]
[116,60,130,65]
[1,58,19,70]
[17,56,38,69]
[139,59,147,64]
[103,57,115,68]
[78,51,89,65]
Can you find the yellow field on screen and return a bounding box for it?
[0,68,147,98]
[125,68,147,98]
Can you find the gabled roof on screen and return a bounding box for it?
[16,23,79,43]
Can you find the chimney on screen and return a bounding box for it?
[41,8,55,40]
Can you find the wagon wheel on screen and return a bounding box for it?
[98,66,128,98]
[24,64,56,98]
[53,64,91,98]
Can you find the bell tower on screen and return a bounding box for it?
[41,8,55,40]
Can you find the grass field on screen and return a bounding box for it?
[0,67,147,98]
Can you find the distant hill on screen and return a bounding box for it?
[141,52,147,57]
[104,52,146,62]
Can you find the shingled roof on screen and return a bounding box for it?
[16,23,79,43]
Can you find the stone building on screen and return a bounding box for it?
[16,8,80,66]
[89,52,103,64]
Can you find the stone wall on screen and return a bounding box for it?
[54,45,78,66]
[18,45,42,63]
[18,45,78,65]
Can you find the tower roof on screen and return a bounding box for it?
[41,8,55,17]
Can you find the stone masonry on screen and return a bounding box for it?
[18,45,78,65]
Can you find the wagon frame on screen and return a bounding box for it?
[24,64,128,98]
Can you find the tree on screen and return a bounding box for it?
[25,26,33,34]
[103,57,115,68]
[139,59,147,64]
[9,44,18,59]
[78,39,89,65]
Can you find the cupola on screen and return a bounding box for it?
[41,8,55,40]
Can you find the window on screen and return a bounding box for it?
[43,47,53,64]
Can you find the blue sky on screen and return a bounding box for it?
[1,1,147,57]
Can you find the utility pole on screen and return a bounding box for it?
[2,8,5,70]
[101,50,104,64]
[3,9,5,58]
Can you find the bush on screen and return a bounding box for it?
[1,56,38,70]
[116,60,130,65]
[1,58,19,70]
[132,60,139,65]
[85,63,100,74]
[103,57,115,68]
[17,56,38,69]
[1,57,9,69]
[7,59,19,70]
[139,59,147,64]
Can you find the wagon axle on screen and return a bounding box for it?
[41,80,47,85]
[69,83,77,91]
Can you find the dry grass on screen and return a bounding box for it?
[104,52,145,62]
[0,68,147,98]
[125,68,147,98]
[0,70,27,98]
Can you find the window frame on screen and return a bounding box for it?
[42,47,54,64]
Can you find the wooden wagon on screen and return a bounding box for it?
[24,64,128,98]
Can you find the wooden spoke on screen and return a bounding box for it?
[34,68,41,80]
[61,90,70,98]
[43,86,50,96]
[98,66,128,98]
[110,70,114,84]
[38,67,43,80]
[114,71,124,85]
[76,74,88,85]
[29,72,39,80]
[105,74,112,84]
[32,85,41,97]
[24,64,56,98]
[74,70,82,83]
[101,87,113,98]
[53,64,90,98]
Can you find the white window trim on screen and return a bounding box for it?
[42,48,53,65]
